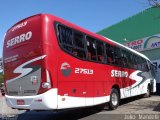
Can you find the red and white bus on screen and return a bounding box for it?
[3,14,156,110]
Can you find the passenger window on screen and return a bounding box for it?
[58,25,73,53]
[133,55,142,70]
[96,41,105,63]
[127,53,134,68]
[121,50,134,68]
[121,50,127,67]
[73,32,85,48]
[133,55,138,69]
[114,47,122,66]
[105,44,114,64]
[140,58,149,71]
[58,25,72,45]
[73,32,86,59]
[86,36,97,61]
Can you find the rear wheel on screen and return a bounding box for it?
[108,88,119,110]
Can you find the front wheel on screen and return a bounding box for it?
[108,88,119,110]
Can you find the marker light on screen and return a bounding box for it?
[42,82,51,89]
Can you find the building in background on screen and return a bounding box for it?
[98,7,160,94]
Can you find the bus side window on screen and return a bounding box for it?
[141,58,149,72]
[96,40,105,63]
[121,50,133,68]
[133,55,139,70]
[121,50,127,67]
[73,31,86,59]
[114,47,122,66]
[137,57,144,70]
[105,44,114,64]
[58,25,73,53]
[133,55,144,70]
[86,36,97,61]
[128,53,134,68]
[140,58,144,71]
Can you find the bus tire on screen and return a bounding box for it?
[144,85,151,98]
[108,88,119,110]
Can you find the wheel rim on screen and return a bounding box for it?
[111,93,118,106]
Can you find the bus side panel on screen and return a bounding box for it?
[57,81,86,109]
[56,49,116,109]
[93,64,114,105]
[57,50,85,109]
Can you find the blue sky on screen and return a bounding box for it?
[0,0,150,57]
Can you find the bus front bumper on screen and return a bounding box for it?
[5,88,58,110]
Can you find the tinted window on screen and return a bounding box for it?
[73,32,86,59]
[96,41,105,63]
[73,32,84,48]
[127,53,134,68]
[57,24,149,69]
[121,50,134,68]
[58,25,73,53]
[58,25,86,59]
[132,55,137,69]
[58,25,72,45]
[132,55,148,71]
[86,36,97,61]
[114,47,122,66]
[105,44,114,64]
[140,58,149,71]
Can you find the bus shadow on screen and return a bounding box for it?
[99,95,144,111]
[119,95,143,106]
[119,95,160,112]
[16,107,101,120]
[1,96,159,120]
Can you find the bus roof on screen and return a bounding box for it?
[103,36,150,61]
[7,14,42,32]
[6,13,150,61]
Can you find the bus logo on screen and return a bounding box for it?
[12,21,27,31]
[111,70,128,78]
[61,62,71,76]
[6,31,32,48]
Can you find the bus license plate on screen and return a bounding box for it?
[17,99,25,105]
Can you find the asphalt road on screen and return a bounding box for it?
[0,95,160,120]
